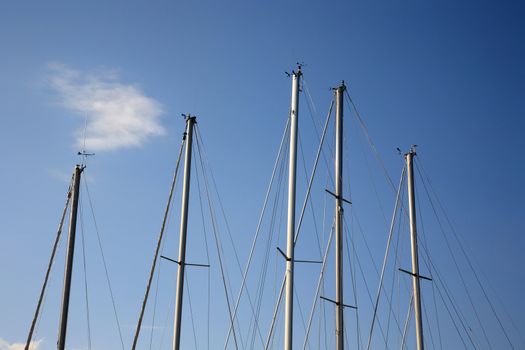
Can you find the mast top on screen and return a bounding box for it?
[332,80,346,92]
[404,145,418,157]
[285,63,303,78]
[293,63,302,76]
[181,114,197,122]
[72,164,86,173]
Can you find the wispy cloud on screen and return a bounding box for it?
[0,338,42,350]
[48,63,165,151]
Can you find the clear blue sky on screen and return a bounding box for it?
[0,1,523,349]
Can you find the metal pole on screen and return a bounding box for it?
[172,115,196,350]
[57,165,82,350]
[405,148,425,350]
[335,82,345,350]
[285,65,301,350]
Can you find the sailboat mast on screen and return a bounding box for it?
[405,148,425,350]
[284,65,301,350]
[172,115,196,350]
[335,82,345,350]
[57,165,83,350]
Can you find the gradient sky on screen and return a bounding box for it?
[0,1,523,349]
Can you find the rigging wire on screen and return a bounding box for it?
[224,117,291,349]
[195,128,240,350]
[294,285,310,347]
[265,276,286,350]
[344,90,396,191]
[320,175,330,350]
[24,177,73,350]
[366,166,406,350]
[417,156,518,349]
[345,214,396,350]
[83,177,126,350]
[259,146,288,349]
[303,78,334,177]
[157,278,177,350]
[430,272,444,350]
[350,111,390,227]
[400,295,413,350]
[294,99,334,246]
[343,83,416,349]
[298,132,323,256]
[390,184,407,349]
[185,275,199,350]
[301,219,335,350]
[425,258,472,348]
[410,181,444,350]
[264,100,334,348]
[250,153,287,349]
[148,190,176,350]
[272,152,289,321]
[414,162,493,350]
[345,216,390,349]
[414,199,437,350]
[394,201,405,349]
[196,128,250,350]
[148,246,162,350]
[194,126,272,349]
[344,89,431,349]
[477,270,525,347]
[302,79,320,130]
[191,137,214,349]
[415,182,450,350]
[342,86,505,349]
[78,200,93,350]
[296,123,333,347]
[193,149,213,350]
[250,149,288,349]
[348,209,363,350]
[388,155,477,349]
[192,133,248,349]
[348,209,407,339]
[421,292,437,350]
[131,133,186,350]
[195,128,267,348]
[413,161,501,348]
[417,228,475,348]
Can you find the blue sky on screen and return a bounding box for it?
[0,1,523,349]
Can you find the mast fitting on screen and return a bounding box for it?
[398,268,432,281]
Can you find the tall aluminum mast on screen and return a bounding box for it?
[405,147,425,350]
[284,65,301,350]
[334,82,346,350]
[57,165,83,350]
[172,115,196,350]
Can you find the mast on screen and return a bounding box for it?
[172,115,196,350]
[405,147,425,350]
[284,65,301,350]
[57,165,83,350]
[335,82,345,350]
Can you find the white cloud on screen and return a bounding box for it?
[48,63,165,151]
[0,338,42,350]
